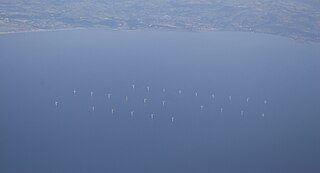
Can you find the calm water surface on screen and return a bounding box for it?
[0,30,320,173]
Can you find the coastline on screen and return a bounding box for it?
[0,27,85,36]
[0,27,317,44]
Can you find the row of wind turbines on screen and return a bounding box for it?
[54,84,268,122]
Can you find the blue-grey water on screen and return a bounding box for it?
[0,30,320,173]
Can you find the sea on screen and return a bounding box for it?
[0,29,319,173]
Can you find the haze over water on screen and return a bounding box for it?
[1,30,320,173]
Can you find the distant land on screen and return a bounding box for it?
[1,0,320,42]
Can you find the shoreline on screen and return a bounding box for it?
[0,27,317,44]
[0,27,85,35]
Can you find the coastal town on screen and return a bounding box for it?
[1,0,319,42]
